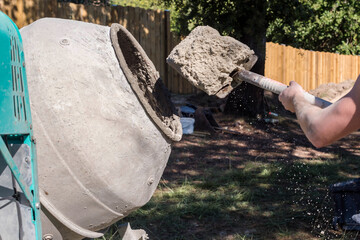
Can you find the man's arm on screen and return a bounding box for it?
[279,75,360,148]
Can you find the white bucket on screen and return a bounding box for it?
[180,117,195,134]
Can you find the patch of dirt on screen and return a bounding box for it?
[168,78,359,184]
[165,113,360,182]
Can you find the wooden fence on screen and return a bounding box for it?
[1,1,359,93]
[265,42,360,91]
[0,0,195,94]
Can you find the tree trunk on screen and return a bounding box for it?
[224,2,267,118]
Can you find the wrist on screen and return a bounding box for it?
[293,92,314,119]
[292,89,306,105]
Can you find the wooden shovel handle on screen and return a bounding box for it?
[232,70,332,109]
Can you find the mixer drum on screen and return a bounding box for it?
[20,18,182,239]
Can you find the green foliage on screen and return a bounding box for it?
[158,0,360,55]
[160,0,266,42]
[111,0,165,9]
[110,0,360,54]
[267,0,360,55]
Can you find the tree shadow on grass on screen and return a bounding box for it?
[125,158,360,239]
[114,114,360,240]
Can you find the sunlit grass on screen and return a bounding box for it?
[96,152,360,240]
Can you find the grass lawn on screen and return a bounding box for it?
[97,110,360,240]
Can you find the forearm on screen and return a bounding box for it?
[293,92,359,148]
[292,94,325,148]
[293,95,321,147]
[279,79,360,148]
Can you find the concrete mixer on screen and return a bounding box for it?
[0,11,42,240]
[0,13,182,239]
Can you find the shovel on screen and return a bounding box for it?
[167,26,331,109]
[229,69,331,108]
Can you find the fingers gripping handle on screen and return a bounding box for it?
[233,70,332,109]
[303,92,332,108]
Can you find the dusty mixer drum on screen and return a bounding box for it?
[20,18,182,239]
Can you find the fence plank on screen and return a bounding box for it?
[139,8,147,54]
[123,6,128,29]
[118,5,124,26]
[171,32,178,93]
[168,31,175,92]
[304,49,310,90]
[154,10,161,73]
[165,10,171,89]
[134,7,140,41]
[159,10,165,82]
[265,42,360,91]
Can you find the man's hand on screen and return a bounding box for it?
[278,81,305,112]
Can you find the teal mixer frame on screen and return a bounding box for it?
[0,11,42,239]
